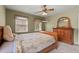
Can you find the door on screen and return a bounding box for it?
[34,20,42,31]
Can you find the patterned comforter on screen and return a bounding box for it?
[14,32,55,53]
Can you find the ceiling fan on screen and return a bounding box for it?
[36,5,54,15]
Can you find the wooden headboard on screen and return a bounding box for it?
[0,26,3,45]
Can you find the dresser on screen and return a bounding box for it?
[53,28,74,44]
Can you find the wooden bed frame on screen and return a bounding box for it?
[38,31,58,53]
[0,26,58,53]
[0,26,3,46]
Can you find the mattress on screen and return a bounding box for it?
[0,41,14,53]
[15,32,55,53]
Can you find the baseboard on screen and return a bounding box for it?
[74,42,79,45]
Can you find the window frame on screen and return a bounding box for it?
[15,15,28,33]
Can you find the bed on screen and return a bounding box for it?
[15,32,58,53]
[0,41,14,53]
[0,26,58,53]
[0,26,14,53]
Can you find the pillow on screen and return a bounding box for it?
[3,25,14,41]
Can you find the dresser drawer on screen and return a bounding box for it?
[53,28,73,44]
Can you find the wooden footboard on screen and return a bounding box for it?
[38,41,58,53]
[38,31,58,53]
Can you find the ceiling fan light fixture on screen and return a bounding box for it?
[42,21,47,22]
[42,12,47,15]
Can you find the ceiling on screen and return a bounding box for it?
[5,5,78,17]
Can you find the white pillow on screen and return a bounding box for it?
[3,25,14,41]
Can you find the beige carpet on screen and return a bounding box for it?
[50,42,79,53]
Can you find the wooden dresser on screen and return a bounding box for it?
[53,28,74,44]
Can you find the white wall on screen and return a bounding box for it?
[0,5,5,26]
[45,7,79,44]
[78,14,79,44]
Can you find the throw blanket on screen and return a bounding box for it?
[14,33,55,53]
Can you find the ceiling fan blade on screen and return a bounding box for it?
[47,8,54,11]
[35,11,43,13]
[42,5,47,10]
[43,5,47,8]
[35,5,54,15]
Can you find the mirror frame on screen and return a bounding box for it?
[57,17,71,28]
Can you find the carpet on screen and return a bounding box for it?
[50,42,79,53]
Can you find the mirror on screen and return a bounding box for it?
[57,17,71,28]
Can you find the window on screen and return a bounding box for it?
[15,16,28,33]
[34,20,42,31]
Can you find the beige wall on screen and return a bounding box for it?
[45,7,79,44]
[6,9,45,33]
[0,5,5,26]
